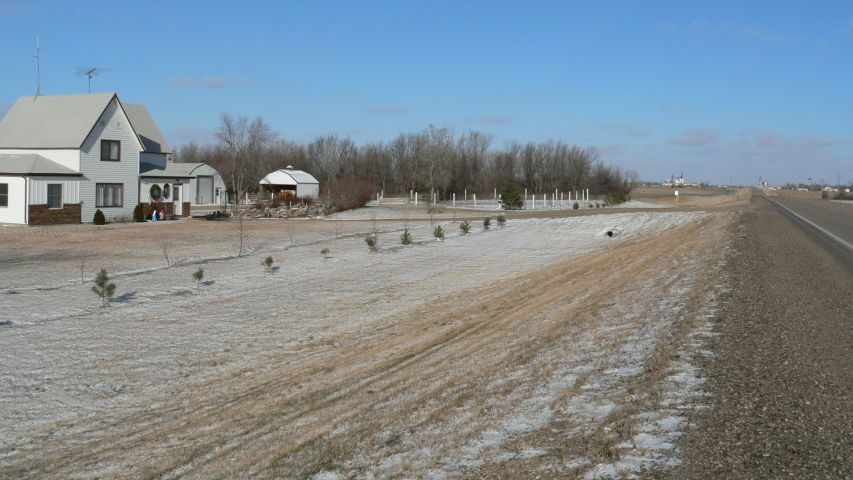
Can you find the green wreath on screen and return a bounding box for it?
[150,184,162,200]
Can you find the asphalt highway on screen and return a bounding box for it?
[768,195,853,248]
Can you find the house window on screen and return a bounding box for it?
[0,183,7,207]
[100,140,121,161]
[96,183,124,207]
[47,184,62,209]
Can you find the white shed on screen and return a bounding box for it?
[259,166,320,201]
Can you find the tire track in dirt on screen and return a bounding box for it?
[1,215,730,479]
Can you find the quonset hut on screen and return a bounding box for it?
[259,166,319,201]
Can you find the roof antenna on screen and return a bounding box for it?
[76,66,112,94]
[33,35,41,96]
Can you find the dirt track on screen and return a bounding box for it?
[1,211,731,479]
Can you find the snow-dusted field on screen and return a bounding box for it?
[0,210,731,478]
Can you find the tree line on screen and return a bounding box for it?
[175,114,638,201]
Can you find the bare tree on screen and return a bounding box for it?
[215,113,275,210]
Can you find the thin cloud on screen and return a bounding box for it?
[658,19,710,33]
[201,76,229,87]
[364,106,407,114]
[0,1,23,14]
[168,75,243,88]
[168,76,196,87]
[661,19,804,45]
[480,115,516,125]
[670,128,721,146]
[170,127,218,145]
[596,123,651,137]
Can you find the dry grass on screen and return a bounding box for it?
[1,214,730,479]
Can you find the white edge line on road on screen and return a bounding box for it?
[767,198,853,252]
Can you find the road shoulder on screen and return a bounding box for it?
[672,201,852,478]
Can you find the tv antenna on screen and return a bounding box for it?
[77,66,112,93]
[33,35,41,96]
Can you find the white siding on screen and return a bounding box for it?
[190,164,226,205]
[139,178,179,203]
[0,149,80,171]
[0,176,26,224]
[297,183,320,201]
[29,177,80,204]
[78,98,142,222]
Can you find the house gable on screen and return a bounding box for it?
[78,96,142,222]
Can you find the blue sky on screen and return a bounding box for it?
[1,1,851,185]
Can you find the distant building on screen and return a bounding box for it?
[662,173,697,188]
[259,166,320,201]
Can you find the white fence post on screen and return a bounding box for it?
[453,192,456,208]
[473,194,477,208]
[464,189,467,201]
[414,192,418,205]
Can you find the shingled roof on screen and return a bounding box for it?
[0,93,117,149]
[0,153,82,176]
[124,103,172,154]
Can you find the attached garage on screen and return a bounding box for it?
[259,166,320,201]
[139,162,226,215]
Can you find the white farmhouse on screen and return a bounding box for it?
[259,166,320,201]
[0,92,224,224]
[0,93,142,224]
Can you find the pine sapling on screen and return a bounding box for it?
[193,267,204,289]
[573,202,579,210]
[400,228,413,245]
[321,247,330,260]
[459,220,471,235]
[483,217,491,231]
[497,214,506,228]
[365,233,378,252]
[92,269,116,307]
[263,256,274,273]
[433,225,445,241]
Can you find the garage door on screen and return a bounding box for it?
[196,176,214,204]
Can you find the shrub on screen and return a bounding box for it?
[483,217,491,230]
[327,177,373,213]
[433,225,445,240]
[93,209,106,225]
[606,192,630,205]
[91,269,116,307]
[400,229,413,245]
[263,256,274,272]
[500,183,524,210]
[460,220,471,235]
[572,202,579,210]
[321,247,330,259]
[365,233,378,251]
[497,214,506,228]
[133,204,144,222]
[193,267,204,289]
